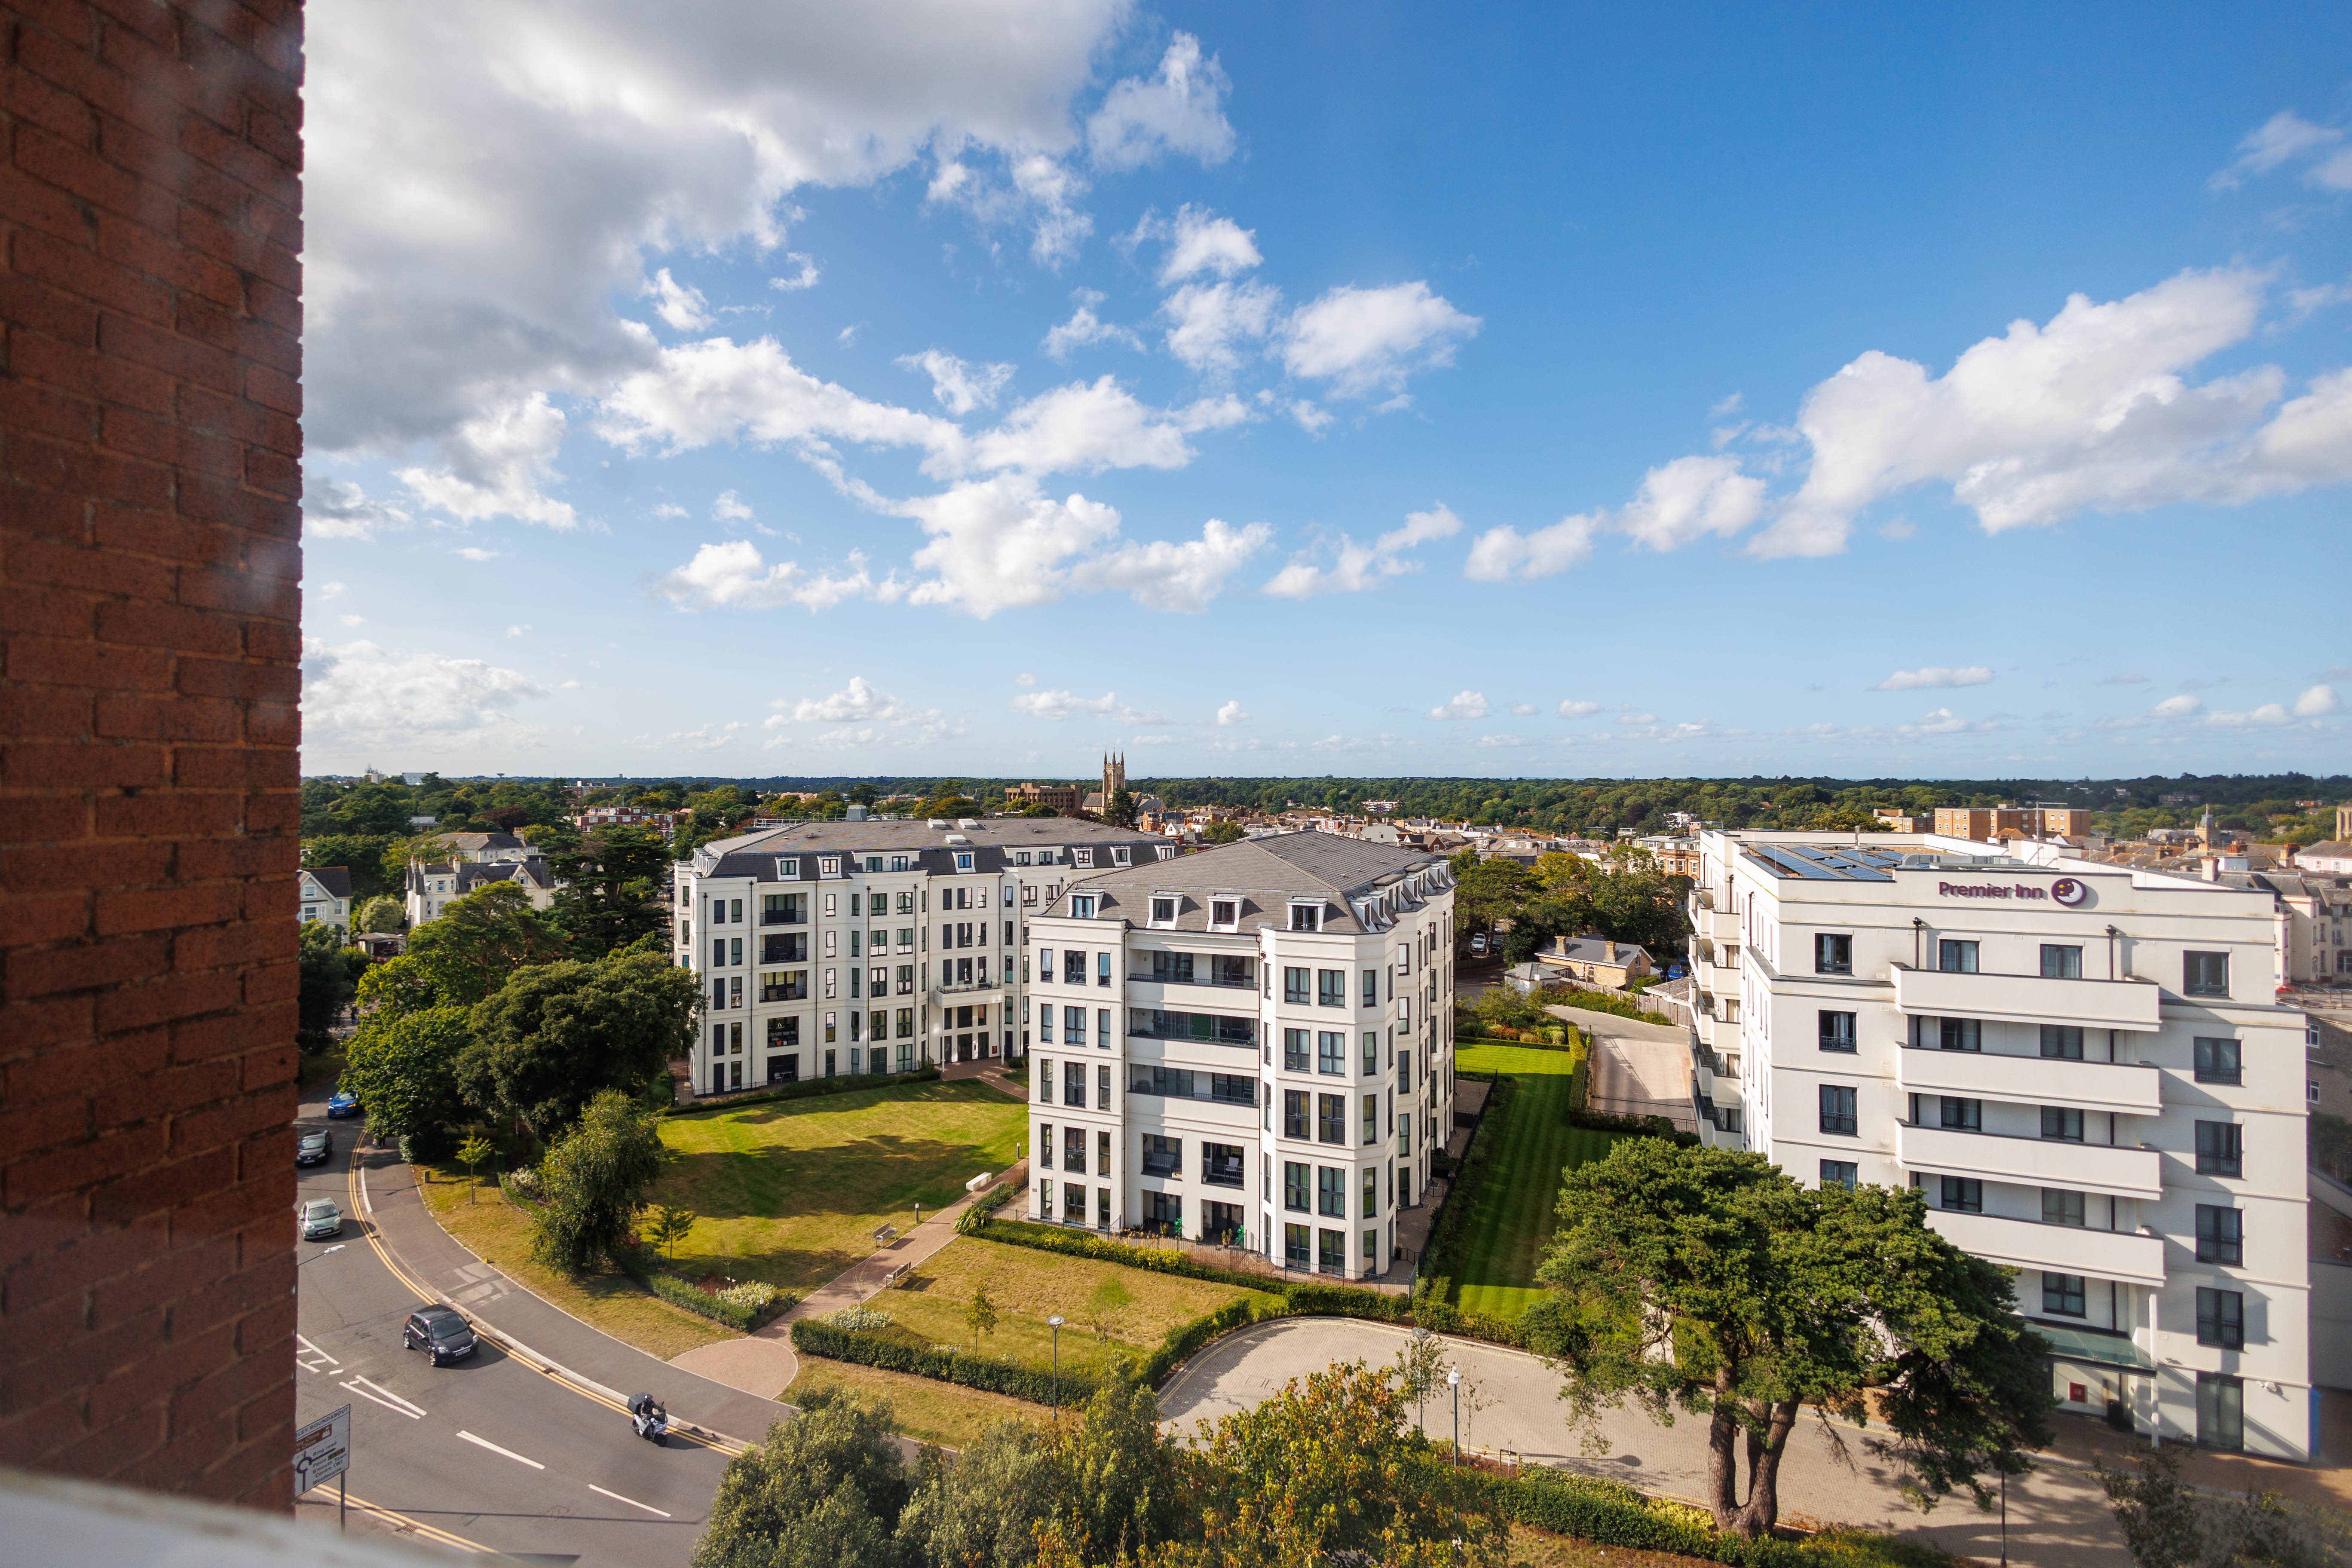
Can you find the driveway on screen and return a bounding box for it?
[1157,1317,2129,1567]
[1545,1002,1697,1131]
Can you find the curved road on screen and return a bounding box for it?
[291,1085,774,1563]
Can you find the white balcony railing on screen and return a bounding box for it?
[1895,1047,2162,1116]
[1896,1121,2162,1199]
[1924,1208,2167,1286]
[1890,964,2161,1032]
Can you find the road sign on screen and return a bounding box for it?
[294,1403,351,1495]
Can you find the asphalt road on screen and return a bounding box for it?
[291,1087,734,1564]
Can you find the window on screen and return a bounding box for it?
[1063,1125,1086,1174]
[1097,1008,1111,1049]
[2195,1120,2243,1177]
[1150,896,1177,925]
[2041,1272,2086,1317]
[1362,968,1378,1006]
[1937,939,1978,974]
[1141,1134,1181,1177]
[1318,1228,1345,1273]
[1283,967,1310,1004]
[2040,944,2082,979]
[2193,1036,2242,1085]
[2184,950,2228,997]
[1063,950,1085,985]
[1070,894,1097,919]
[1285,1223,1310,1268]
[1097,952,1112,987]
[1063,1182,1087,1224]
[1284,1162,1310,1211]
[1317,1166,1346,1217]
[1203,1142,1244,1188]
[1283,1028,1309,1071]
[1318,970,1345,1008]
[2197,1373,2243,1451]
[1283,1090,1308,1138]
[2040,1025,2084,1060]
[1289,902,1322,932]
[1210,955,1253,989]
[2042,1188,2086,1227]
[1937,1017,1981,1053]
[1097,1063,1112,1110]
[1063,1009,1084,1046]
[1363,1093,1378,1146]
[1939,1176,1983,1214]
[2195,1204,2242,1265]
[2196,1288,2245,1350]
[1939,1096,1982,1131]
[955,852,973,872]
[1818,1084,1857,1136]
[1111,846,1130,867]
[1820,1161,1857,1191]
[1064,1061,1086,1107]
[1362,1032,1378,1075]
[1363,1167,1378,1219]
[2041,1106,2083,1142]
[1818,1011,1857,1053]
[1815,933,1852,974]
[820,857,840,878]
[1317,1032,1344,1075]
[1039,1122,1055,1167]
[1211,898,1239,929]
[1317,1092,1346,1144]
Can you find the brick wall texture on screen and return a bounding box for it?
[0,0,303,1510]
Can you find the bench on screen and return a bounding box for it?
[872,1224,898,1249]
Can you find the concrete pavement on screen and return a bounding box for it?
[1544,1001,1699,1131]
[1156,1316,2133,1567]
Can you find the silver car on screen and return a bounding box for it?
[300,1199,343,1240]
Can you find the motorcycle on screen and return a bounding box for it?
[627,1393,668,1445]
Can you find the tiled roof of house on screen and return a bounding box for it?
[1041,832,1452,934]
[301,866,352,900]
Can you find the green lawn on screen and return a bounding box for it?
[1451,1044,1625,1321]
[649,1078,1026,1289]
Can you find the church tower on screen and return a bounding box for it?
[1103,750,1125,803]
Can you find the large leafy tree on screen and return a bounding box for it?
[301,833,396,900]
[1522,1139,2052,1538]
[402,881,569,1007]
[545,824,671,957]
[695,1386,914,1568]
[457,942,698,1137]
[1104,788,1139,829]
[527,1088,668,1274]
[339,1006,472,1149]
[295,921,364,1055]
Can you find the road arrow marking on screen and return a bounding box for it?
[341,1376,424,1419]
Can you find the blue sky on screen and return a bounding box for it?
[299,2,2352,780]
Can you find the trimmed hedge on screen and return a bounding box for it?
[665,1066,941,1118]
[790,1317,1099,1407]
[1567,1105,1701,1145]
[1136,1294,1289,1385]
[954,1177,1021,1234]
[968,1217,1294,1295]
[645,1271,757,1330]
[1417,1072,1516,1298]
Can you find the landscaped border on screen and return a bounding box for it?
[664,1066,943,1119]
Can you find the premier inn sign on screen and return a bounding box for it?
[1936,876,2090,906]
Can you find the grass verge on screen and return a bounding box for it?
[1509,1523,1720,1568]
[652,1078,1025,1290]
[1451,1044,1624,1321]
[782,1358,1053,1448]
[415,1164,733,1361]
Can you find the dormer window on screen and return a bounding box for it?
[1149,895,1179,927]
[1289,902,1323,932]
[820,857,841,877]
[778,858,799,877]
[1210,898,1239,931]
[1157,844,1176,860]
[1112,846,1131,866]
[955,852,974,872]
[865,856,884,873]
[1016,851,1032,866]
[1074,848,1094,868]
[891,855,909,872]
[1071,894,1098,919]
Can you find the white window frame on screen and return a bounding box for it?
[1112,846,1131,866]
[1071,894,1098,919]
[1016,851,1032,866]
[1074,847,1094,868]
[1210,899,1239,932]
[956,852,975,872]
[1148,894,1180,928]
[820,856,841,877]
[1289,900,1323,932]
[778,857,799,877]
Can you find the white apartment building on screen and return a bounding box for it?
[1686,831,2312,1460]
[1025,834,1457,1280]
[404,831,557,928]
[674,818,1168,1098]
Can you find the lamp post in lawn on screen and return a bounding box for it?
[1447,1365,1461,1465]
[1048,1314,1065,1420]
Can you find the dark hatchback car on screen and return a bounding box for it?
[295,1130,332,1167]
[403,1305,478,1365]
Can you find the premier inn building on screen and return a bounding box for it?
[1685,831,2314,1461]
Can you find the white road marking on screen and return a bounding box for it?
[589,1484,672,1518]
[295,1335,341,1373]
[357,1166,373,1216]
[457,1430,545,1470]
[342,1376,425,1419]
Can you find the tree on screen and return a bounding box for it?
[339,1006,472,1152]
[1044,1366,1186,1565]
[296,921,363,1055]
[1393,1328,1447,1436]
[1104,788,1138,829]
[527,1088,667,1274]
[354,894,404,933]
[458,943,698,1139]
[960,1284,1000,1354]
[647,1203,697,1262]
[1522,1139,2052,1538]
[893,1418,1060,1568]
[2098,1442,2352,1568]
[303,833,396,900]
[547,824,672,957]
[1198,819,1244,845]
[455,1132,494,1202]
[403,882,570,1006]
[694,1385,913,1568]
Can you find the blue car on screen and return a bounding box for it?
[327,1089,361,1119]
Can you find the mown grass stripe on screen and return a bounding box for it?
[1452,1044,1623,1321]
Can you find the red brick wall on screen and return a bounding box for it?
[0,0,303,1510]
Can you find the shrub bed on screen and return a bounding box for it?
[640,1271,794,1331]
[790,1316,1099,1408]
[664,1066,941,1118]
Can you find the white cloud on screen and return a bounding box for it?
[1011,153,1092,266]
[319,581,346,599]
[1154,205,1261,283]
[595,335,962,468]
[1616,455,1768,552]
[301,637,544,747]
[339,614,364,628]
[506,624,528,637]
[712,489,754,522]
[899,349,1015,415]
[1264,502,1462,597]
[652,502,688,518]
[777,676,917,724]
[970,376,1196,475]
[1009,689,1167,724]
[644,720,750,753]
[396,392,580,530]
[1084,33,1235,171]
[1015,671,1037,686]
[1898,707,2001,737]
[897,475,1121,616]
[1876,665,1994,691]
[2102,672,2148,684]
[1557,699,1601,718]
[656,539,894,611]
[1507,703,1538,717]
[1462,512,1600,582]
[2205,703,2294,729]
[1281,282,1480,399]
[453,546,499,561]
[559,679,581,689]
[2210,111,2352,191]
[2294,683,2341,717]
[1476,733,1529,748]
[1286,399,1333,434]
[1215,699,1249,727]
[2153,694,2203,718]
[768,253,821,291]
[645,268,714,331]
[305,478,413,542]
[1162,279,1281,372]
[1426,690,1488,722]
[1042,289,1142,359]
[1065,518,1271,612]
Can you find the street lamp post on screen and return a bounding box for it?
[1048,1315,1065,1419]
[1447,1365,1461,1466]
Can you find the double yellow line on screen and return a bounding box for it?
[341,1158,746,1457]
[337,1489,498,1553]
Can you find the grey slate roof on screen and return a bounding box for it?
[1043,831,1451,934]
[1538,934,1654,967]
[426,830,529,854]
[303,866,352,900]
[698,817,1165,883]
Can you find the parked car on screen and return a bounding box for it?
[326,1089,361,1118]
[403,1305,478,1365]
[295,1130,332,1167]
[1468,934,1489,955]
[300,1199,343,1240]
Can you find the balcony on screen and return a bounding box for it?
[1890,964,2160,1032]
[1896,1122,2162,1200]
[1924,1209,2166,1286]
[1896,1047,2162,1116]
[935,977,1005,997]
